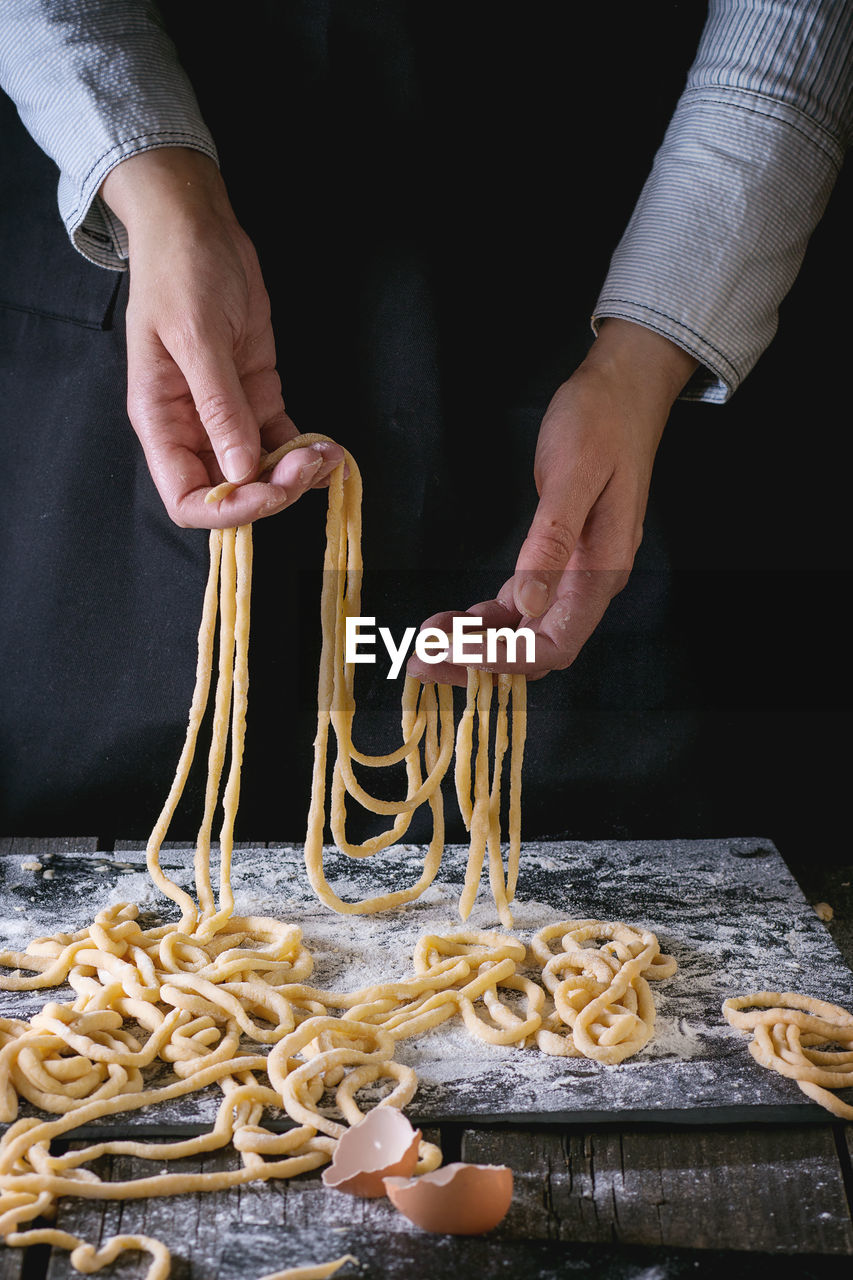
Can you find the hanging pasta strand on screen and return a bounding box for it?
[263,437,529,921]
[144,529,222,929]
[202,522,253,937]
[302,445,458,912]
[458,671,493,922]
[453,667,478,833]
[507,673,527,903]
[193,525,238,920]
[487,674,513,929]
[200,433,527,924]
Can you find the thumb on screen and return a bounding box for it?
[512,490,582,619]
[183,338,261,484]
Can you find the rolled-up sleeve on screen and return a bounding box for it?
[0,0,218,270]
[592,0,853,402]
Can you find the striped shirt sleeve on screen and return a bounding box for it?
[592,0,853,402]
[0,0,218,270]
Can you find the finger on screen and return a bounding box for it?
[410,571,628,682]
[530,567,629,670]
[499,486,638,675]
[513,510,578,621]
[495,576,520,612]
[512,463,605,622]
[417,601,520,635]
[171,478,311,529]
[243,368,297,459]
[159,436,348,527]
[267,439,347,491]
[175,478,292,528]
[242,375,348,492]
[192,443,349,528]
[406,599,531,685]
[522,477,638,665]
[406,609,470,686]
[143,435,341,529]
[173,329,263,484]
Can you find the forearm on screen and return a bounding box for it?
[593,0,853,402]
[0,0,216,269]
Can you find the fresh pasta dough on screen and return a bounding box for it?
[207,434,527,925]
[0,904,675,1279]
[0,437,673,1279]
[723,992,853,1119]
[529,919,677,1063]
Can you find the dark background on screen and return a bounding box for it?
[0,2,849,875]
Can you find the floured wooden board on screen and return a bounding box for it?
[2,837,851,1132]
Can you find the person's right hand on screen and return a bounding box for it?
[100,147,345,527]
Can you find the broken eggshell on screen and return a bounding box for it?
[322,1107,421,1198]
[383,1162,513,1234]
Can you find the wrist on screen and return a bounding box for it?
[583,318,698,409]
[100,147,234,246]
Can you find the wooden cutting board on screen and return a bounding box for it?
[2,836,850,1132]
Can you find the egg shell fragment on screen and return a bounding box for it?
[322,1107,422,1198]
[384,1162,513,1234]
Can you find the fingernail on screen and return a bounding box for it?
[311,442,344,475]
[518,578,550,618]
[223,445,256,484]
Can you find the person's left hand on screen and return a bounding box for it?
[407,319,698,685]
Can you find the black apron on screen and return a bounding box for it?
[2,3,845,865]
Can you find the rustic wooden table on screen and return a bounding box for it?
[2,836,852,1280]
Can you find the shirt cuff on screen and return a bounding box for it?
[62,133,220,271]
[592,87,845,403]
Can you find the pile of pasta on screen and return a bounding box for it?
[530,919,678,1063]
[723,992,853,1119]
[0,911,676,1279]
[0,437,677,1278]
